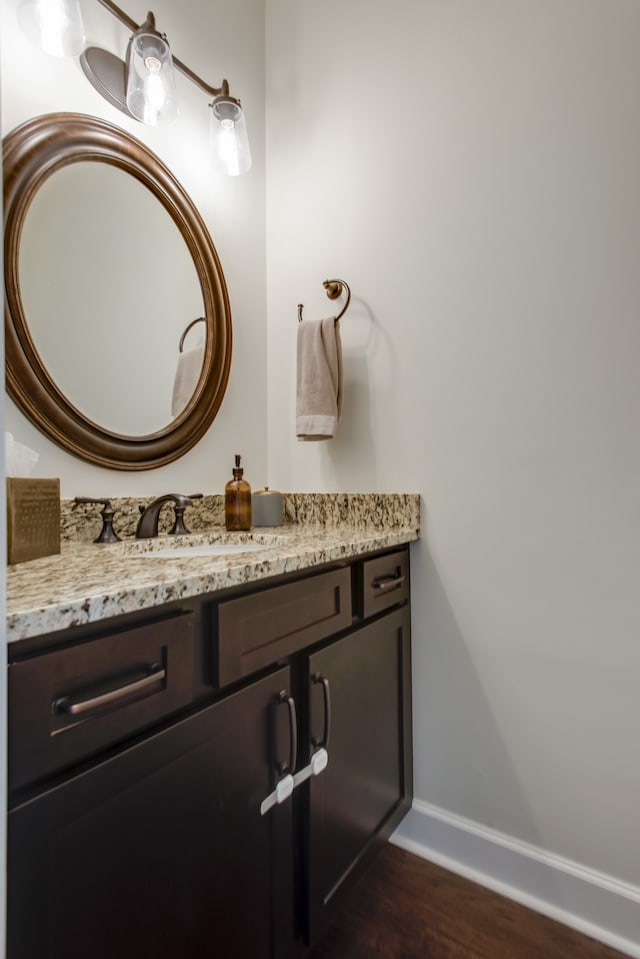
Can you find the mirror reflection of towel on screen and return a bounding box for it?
[171,344,204,418]
[296,317,343,440]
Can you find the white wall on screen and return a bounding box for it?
[266,0,640,893]
[1,0,267,497]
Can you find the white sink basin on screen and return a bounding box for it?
[133,543,269,559]
[123,531,286,560]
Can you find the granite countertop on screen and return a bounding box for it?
[7,498,420,643]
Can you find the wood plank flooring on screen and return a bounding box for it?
[308,843,630,959]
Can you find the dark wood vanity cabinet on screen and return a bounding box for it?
[306,605,412,940]
[7,546,412,959]
[8,667,294,959]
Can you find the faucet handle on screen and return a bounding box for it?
[73,497,121,544]
[170,492,203,536]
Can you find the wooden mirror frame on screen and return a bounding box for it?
[3,113,232,470]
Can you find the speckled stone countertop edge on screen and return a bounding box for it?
[7,517,420,644]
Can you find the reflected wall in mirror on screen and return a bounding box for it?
[20,162,204,435]
[3,112,232,470]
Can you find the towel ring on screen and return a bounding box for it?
[298,279,351,324]
[179,316,206,352]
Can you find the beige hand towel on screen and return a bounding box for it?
[171,343,204,417]
[296,317,343,440]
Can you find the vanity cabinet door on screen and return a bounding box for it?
[8,666,296,959]
[305,605,413,941]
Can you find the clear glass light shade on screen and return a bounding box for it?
[18,0,86,57]
[210,97,252,176]
[126,29,178,126]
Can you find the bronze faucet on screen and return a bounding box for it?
[135,493,202,538]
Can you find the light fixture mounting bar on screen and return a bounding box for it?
[95,0,229,98]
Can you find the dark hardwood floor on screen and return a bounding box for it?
[308,843,630,959]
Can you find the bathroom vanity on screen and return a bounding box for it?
[6,516,416,959]
[3,102,418,959]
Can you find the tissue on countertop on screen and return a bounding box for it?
[5,432,39,476]
[7,477,61,564]
[4,434,61,564]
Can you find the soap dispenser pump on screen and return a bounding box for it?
[225,454,252,531]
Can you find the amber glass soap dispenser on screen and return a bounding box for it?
[225,454,252,531]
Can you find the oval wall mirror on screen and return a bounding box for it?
[3,112,232,470]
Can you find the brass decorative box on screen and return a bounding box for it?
[7,478,61,565]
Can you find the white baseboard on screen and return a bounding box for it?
[391,799,640,959]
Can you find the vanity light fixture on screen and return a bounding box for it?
[18,0,252,175]
[124,13,178,126]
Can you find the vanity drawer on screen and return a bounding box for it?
[216,567,352,687]
[8,610,195,792]
[361,549,409,619]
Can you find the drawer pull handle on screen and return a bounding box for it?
[278,690,298,776]
[53,664,166,716]
[311,673,331,750]
[372,573,405,593]
[261,690,298,816]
